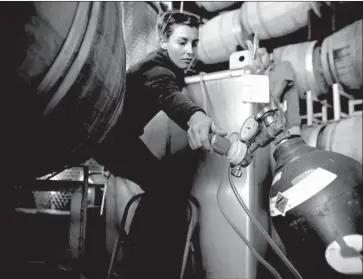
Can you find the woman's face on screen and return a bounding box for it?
[161,24,199,70]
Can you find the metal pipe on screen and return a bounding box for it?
[311,112,323,117]
[79,166,89,275]
[100,182,107,216]
[322,105,328,123]
[333,83,341,121]
[184,69,246,85]
[306,91,313,126]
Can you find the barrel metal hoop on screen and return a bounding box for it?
[98,83,126,144]
[316,124,327,149]
[306,124,325,148]
[68,1,126,156]
[327,36,340,83]
[305,40,318,95]
[36,2,91,95]
[99,3,126,145]
[321,39,334,86]
[326,121,338,152]
[43,2,101,116]
[353,20,362,82]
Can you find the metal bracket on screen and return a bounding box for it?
[301,83,359,126]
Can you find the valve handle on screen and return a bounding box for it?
[210,133,248,167]
[210,134,232,155]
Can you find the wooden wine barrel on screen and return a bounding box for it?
[240,2,321,40]
[197,9,248,64]
[321,19,362,90]
[301,115,362,163]
[273,41,328,100]
[0,2,126,182]
[195,1,237,12]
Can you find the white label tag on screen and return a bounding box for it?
[270,168,337,217]
[240,75,270,103]
[274,192,289,216]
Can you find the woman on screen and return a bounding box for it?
[96,11,226,193]
[96,12,225,278]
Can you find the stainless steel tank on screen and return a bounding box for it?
[176,72,271,278]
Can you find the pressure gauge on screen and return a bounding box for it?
[240,116,260,142]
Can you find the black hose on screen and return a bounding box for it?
[217,171,283,279]
[226,167,304,279]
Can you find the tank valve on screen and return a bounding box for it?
[210,133,248,177]
[210,105,286,176]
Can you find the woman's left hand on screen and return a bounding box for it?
[187,111,227,151]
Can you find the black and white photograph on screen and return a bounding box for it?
[1,1,362,279]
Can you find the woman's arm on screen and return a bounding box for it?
[144,66,204,130]
[144,66,226,151]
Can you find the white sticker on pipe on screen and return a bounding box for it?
[270,167,337,217]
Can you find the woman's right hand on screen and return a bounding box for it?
[187,111,227,151]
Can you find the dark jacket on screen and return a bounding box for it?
[115,48,204,139]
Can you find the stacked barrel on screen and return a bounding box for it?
[272,18,362,100]
[320,19,362,91]
[197,2,321,64]
[197,2,362,160]
[197,2,362,98]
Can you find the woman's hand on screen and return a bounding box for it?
[187,111,227,151]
